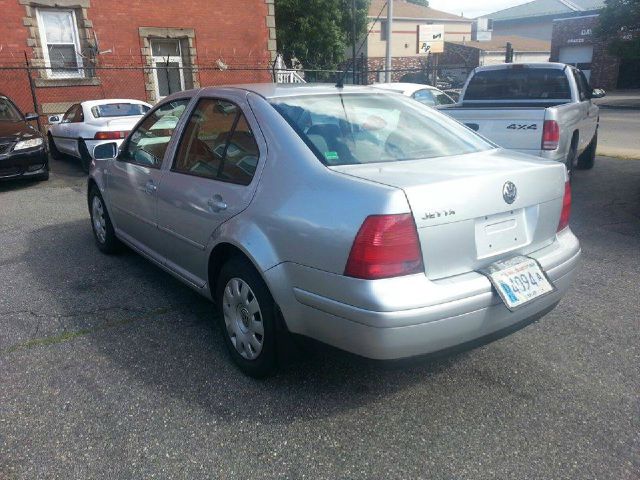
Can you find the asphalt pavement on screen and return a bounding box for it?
[1,155,639,479]
[597,109,640,159]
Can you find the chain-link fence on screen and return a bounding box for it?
[1,54,473,133]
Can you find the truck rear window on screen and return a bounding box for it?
[465,68,571,101]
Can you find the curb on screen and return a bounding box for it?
[596,104,640,111]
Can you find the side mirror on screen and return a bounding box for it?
[48,115,61,124]
[591,88,606,99]
[24,112,39,122]
[93,142,118,160]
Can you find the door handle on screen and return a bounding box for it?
[207,195,227,212]
[144,180,157,195]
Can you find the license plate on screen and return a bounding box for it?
[480,256,555,311]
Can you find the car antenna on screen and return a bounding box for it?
[335,1,388,89]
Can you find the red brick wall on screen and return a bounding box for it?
[550,16,620,90]
[0,0,272,116]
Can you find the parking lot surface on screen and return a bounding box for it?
[1,155,639,479]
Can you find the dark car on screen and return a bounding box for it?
[0,94,48,182]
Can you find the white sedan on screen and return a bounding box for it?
[47,99,151,172]
[374,83,456,108]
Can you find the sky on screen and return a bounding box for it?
[426,0,531,18]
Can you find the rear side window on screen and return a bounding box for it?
[173,99,260,186]
[412,89,435,106]
[465,68,571,101]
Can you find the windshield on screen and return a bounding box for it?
[0,98,23,122]
[270,93,492,166]
[91,103,150,118]
[465,68,571,101]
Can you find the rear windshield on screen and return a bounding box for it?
[91,103,150,118]
[270,93,492,166]
[0,98,23,122]
[465,68,571,101]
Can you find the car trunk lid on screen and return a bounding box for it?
[331,149,566,279]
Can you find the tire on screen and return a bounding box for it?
[48,133,63,160]
[89,186,121,254]
[216,256,278,378]
[78,140,92,174]
[577,132,596,170]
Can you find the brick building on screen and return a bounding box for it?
[0,0,276,119]
[550,15,640,90]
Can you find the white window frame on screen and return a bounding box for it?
[36,8,84,79]
[150,39,185,100]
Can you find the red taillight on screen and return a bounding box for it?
[557,181,572,232]
[94,131,128,140]
[344,214,424,280]
[542,120,559,150]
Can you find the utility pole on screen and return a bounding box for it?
[385,0,393,82]
[352,0,357,84]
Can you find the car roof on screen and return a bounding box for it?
[374,83,440,95]
[199,83,385,99]
[81,99,152,108]
[474,62,568,72]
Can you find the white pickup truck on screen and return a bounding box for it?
[441,63,605,174]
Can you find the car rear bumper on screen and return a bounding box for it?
[0,146,48,180]
[266,229,581,360]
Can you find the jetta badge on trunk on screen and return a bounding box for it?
[502,181,517,204]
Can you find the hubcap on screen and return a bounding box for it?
[222,278,264,360]
[91,196,107,243]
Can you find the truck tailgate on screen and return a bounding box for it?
[443,108,546,152]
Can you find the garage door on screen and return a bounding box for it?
[559,45,594,80]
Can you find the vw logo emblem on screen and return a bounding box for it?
[502,181,517,204]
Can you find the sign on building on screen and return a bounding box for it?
[418,25,445,54]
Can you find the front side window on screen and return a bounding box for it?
[62,104,82,123]
[271,93,492,166]
[91,103,151,118]
[36,9,83,78]
[121,99,190,168]
[573,69,591,101]
[173,99,260,185]
[0,98,23,122]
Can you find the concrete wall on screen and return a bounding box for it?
[367,19,472,58]
[492,19,554,41]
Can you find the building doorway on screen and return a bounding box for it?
[559,45,594,81]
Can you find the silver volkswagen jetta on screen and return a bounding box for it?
[88,84,580,377]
